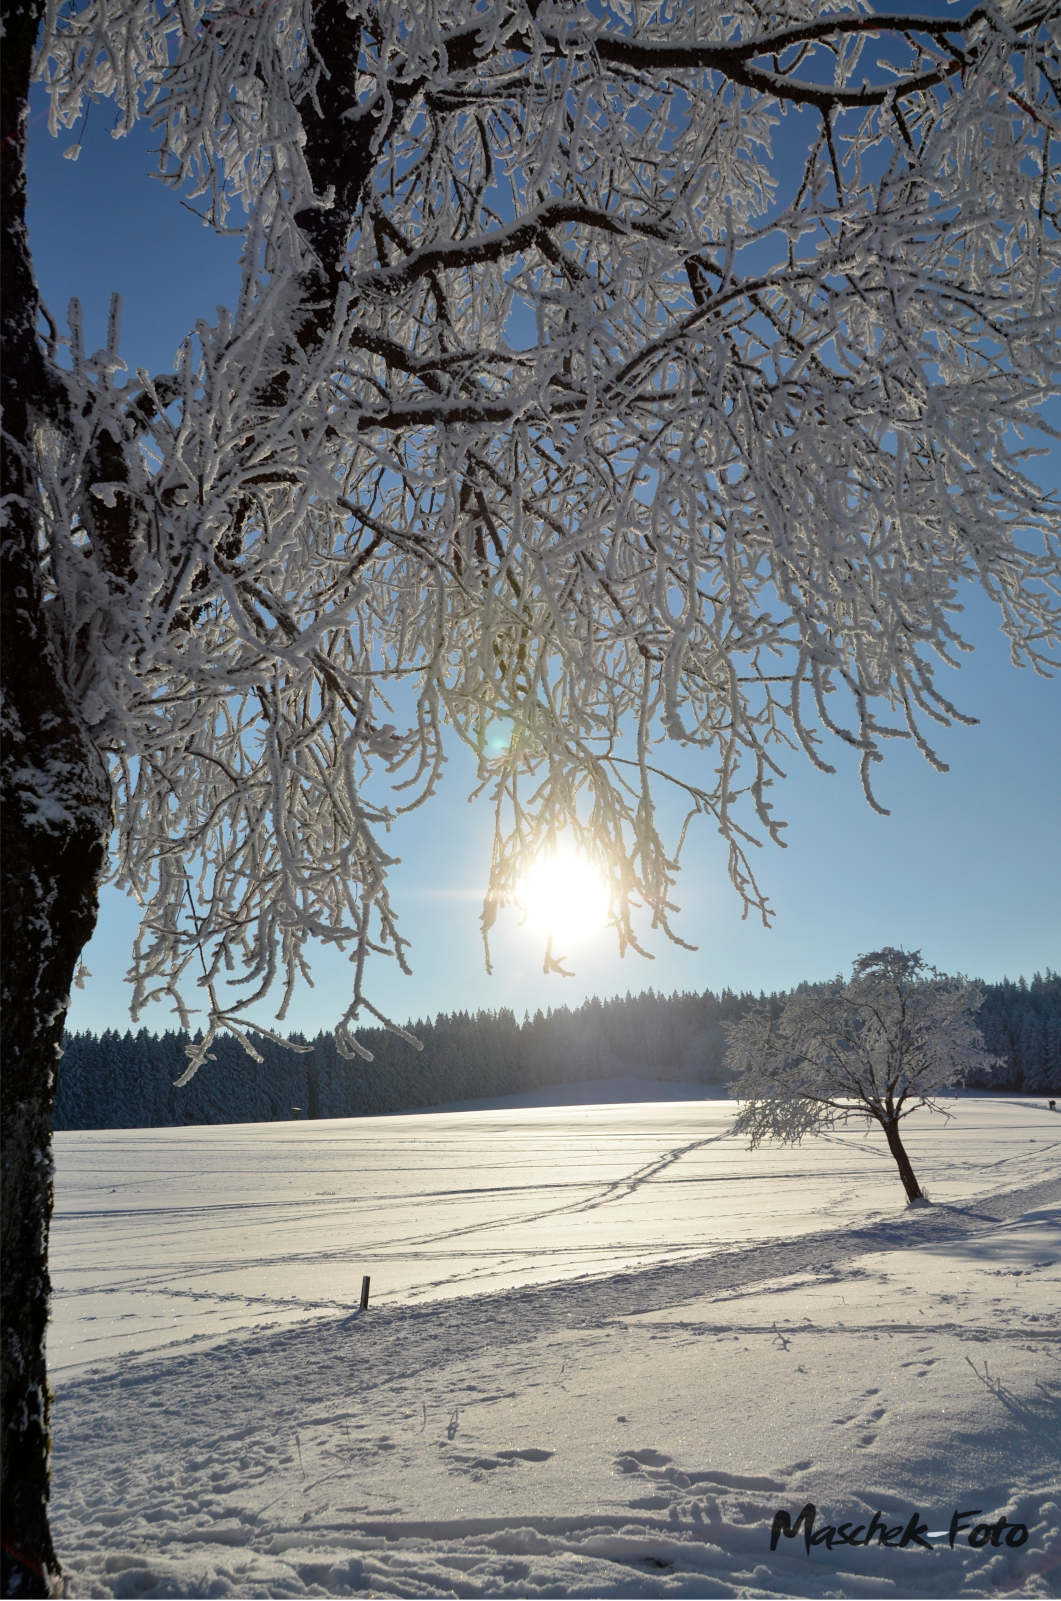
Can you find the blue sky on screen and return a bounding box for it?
[26,58,1059,1040]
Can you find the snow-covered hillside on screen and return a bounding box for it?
[49,1089,1060,1597]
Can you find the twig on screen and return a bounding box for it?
[965,1355,1003,1394]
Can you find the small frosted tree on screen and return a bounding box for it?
[726,949,997,1203]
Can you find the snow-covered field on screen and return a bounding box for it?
[49,1088,1061,1598]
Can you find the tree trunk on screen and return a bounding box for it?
[0,514,109,1592]
[881,1116,925,1205]
[2,3,111,1592]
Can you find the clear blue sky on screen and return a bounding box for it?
[26,61,1060,1041]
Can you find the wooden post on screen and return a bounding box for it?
[360,1275,371,1310]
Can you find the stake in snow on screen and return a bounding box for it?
[727,948,1000,1204]
[1,0,1059,1593]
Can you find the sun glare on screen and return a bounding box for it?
[520,849,609,944]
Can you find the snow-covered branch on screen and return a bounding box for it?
[23,0,1061,1062]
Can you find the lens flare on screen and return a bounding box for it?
[520,849,609,943]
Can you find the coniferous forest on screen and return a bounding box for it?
[55,972,1061,1131]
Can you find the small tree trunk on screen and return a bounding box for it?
[881,1116,925,1204]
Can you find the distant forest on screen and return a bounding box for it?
[56,970,1061,1131]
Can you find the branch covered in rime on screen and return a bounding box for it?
[25,0,1061,1067]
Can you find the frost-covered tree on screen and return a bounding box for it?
[726,948,998,1202]
[2,0,1059,1588]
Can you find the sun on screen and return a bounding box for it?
[520,847,609,944]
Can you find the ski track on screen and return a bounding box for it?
[48,1090,1061,1598]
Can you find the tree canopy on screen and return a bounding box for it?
[18,0,1061,1063]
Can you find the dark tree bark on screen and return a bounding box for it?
[880,1116,925,1205]
[1,2,111,1592]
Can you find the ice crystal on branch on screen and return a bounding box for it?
[29,0,1061,1065]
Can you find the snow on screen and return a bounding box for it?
[49,1088,1061,1598]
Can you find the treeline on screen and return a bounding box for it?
[55,970,1061,1131]
[54,987,755,1130]
[973,971,1061,1092]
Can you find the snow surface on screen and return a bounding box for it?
[49,1088,1061,1598]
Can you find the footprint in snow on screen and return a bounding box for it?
[448,1447,555,1477]
[616,1448,672,1471]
